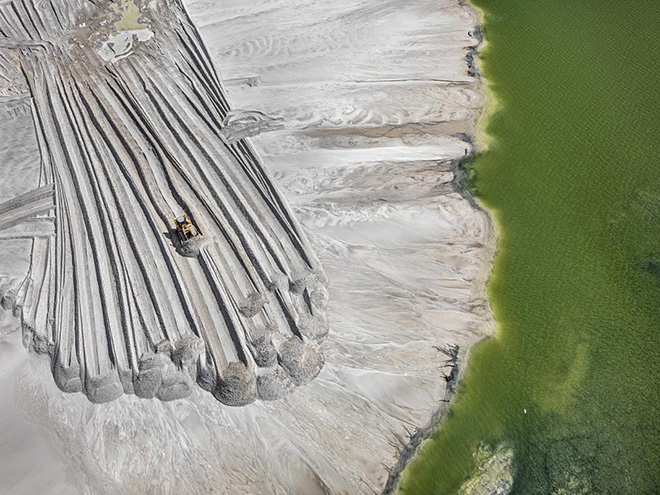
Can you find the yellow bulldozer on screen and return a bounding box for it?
[174,214,199,243]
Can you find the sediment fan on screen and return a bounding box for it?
[0,0,329,405]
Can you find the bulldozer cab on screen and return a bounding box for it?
[174,214,199,243]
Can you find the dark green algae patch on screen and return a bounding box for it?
[398,1,660,494]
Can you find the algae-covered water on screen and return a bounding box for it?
[399,1,660,494]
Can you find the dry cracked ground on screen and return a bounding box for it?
[0,0,494,493]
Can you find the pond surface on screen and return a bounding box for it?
[400,1,660,493]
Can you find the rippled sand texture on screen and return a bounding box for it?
[0,0,493,493]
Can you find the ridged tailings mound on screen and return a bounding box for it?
[0,0,330,405]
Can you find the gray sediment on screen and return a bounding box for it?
[381,6,495,493]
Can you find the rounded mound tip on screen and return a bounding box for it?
[297,312,329,340]
[134,352,169,399]
[85,372,124,403]
[251,334,278,367]
[257,367,294,401]
[213,362,257,406]
[53,362,83,393]
[278,336,324,386]
[157,371,193,401]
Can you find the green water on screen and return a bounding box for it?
[399,1,660,494]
